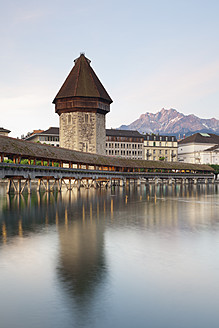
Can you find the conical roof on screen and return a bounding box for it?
[53,54,112,104]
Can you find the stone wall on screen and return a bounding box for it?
[96,113,106,155]
[60,111,106,155]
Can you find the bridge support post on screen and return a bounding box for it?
[37,179,41,192]
[155,178,159,185]
[6,178,12,194]
[17,179,21,194]
[137,178,141,187]
[168,178,172,185]
[46,178,50,192]
[193,178,197,185]
[119,179,124,187]
[77,179,81,190]
[205,178,208,184]
[108,179,112,188]
[56,179,62,192]
[27,179,31,194]
[68,179,72,190]
[93,180,97,189]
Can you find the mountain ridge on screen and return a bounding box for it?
[119,108,219,137]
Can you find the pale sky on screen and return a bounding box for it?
[1,0,219,137]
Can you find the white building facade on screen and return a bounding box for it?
[178,133,219,165]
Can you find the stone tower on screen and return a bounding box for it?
[53,54,112,155]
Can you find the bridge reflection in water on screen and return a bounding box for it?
[0,184,219,328]
[1,184,218,241]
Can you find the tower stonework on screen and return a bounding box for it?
[53,54,112,155]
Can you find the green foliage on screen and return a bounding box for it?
[159,156,165,161]
[20,159,29,164]
[210,165,219,174]
[4,159,13,163]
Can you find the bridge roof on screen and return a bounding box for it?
[0,136,214,172]
[53,54,112,104]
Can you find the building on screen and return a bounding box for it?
[143,134,178,161]
[22,127,59,147]
[53,53,112,155]
[106,129,144,159]
[178,133,219,164]
[0,127,10,136]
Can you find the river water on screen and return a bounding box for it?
[0,183,219,328]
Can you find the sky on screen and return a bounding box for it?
[1,0,219,138]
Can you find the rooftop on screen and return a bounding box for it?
[53,54,112,104]
[144,134,177,142]
[24,127,59,140]
[0,127,11,133]
[41,127,59,135]
[179,133,219,145]
[106,129,143,138]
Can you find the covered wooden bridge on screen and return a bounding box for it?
[0,135,215,193]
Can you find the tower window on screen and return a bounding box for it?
[68,114,71,124]
[85,114,90,123]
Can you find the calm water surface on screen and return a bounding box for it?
[0,184,219,328]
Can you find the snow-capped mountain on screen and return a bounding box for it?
[119,108,219,137]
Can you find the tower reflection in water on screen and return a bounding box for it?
[0,184,218,310]
[56,191,107,303]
